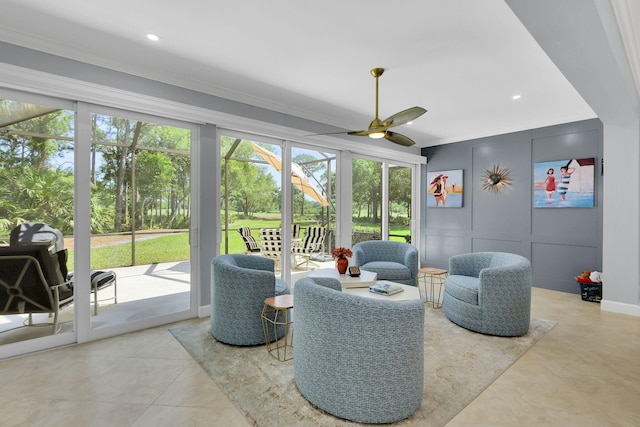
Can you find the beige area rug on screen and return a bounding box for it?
[170,308,556,426]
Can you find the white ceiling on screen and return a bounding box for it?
[0,0,605,147]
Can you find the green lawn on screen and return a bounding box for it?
[221,217,329,254]
[68,233,190,270]
[64,216,410,270]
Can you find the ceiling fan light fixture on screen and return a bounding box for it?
[307,68,426,147]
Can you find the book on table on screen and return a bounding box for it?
[369,282,404,296]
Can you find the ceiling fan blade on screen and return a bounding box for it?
[305,130,351,136]
[309,69,426,146]
[382,106,427,128]
[306,126,386,137]
[384,131,416,146]
[347,127,386,137]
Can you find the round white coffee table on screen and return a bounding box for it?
[308,268,420,301]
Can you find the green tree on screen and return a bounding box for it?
[352,158,382,221]
[0,166,74,234]
[135,151,176,228]
[292,153,325,216]
[0,106,75,235]
[389,166,412,220]
[92,114,191,232]
[221,138,279,216]
[0,106,73,170]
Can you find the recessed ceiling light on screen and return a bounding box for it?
[147,33,159,41]
[407,121,413,125]
[512,94,522,100]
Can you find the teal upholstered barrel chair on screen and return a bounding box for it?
[442,252,532,337]
[352,240,418,286]
[210,254,290,345]
[293,276,424,423]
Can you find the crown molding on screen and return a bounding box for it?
[609,0,640,97]
[0,62,426,164]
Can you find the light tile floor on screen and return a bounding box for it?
[0,287,638,426]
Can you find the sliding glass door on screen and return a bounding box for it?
[352,157,383,243]
[0,91,77,355]
[88,108,195,332]
[221,134,284,272]
[352,155,416,244]
[290,144,337,271]
[388,164,413,243]
[220,133,337,280]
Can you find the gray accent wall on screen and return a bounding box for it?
[421,118,603,294]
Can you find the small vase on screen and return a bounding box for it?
[336,256,348,274]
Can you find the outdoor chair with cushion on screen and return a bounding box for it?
[292,226,326,268]
[352,240,418,286]
[210,254,290,345]
[259,228,282,265]
[293,276,425,423]
[0,245,74,334]
[238,227,261,254]
[442,252,532,336]
[11,222,117,315]
[291,224,301,240]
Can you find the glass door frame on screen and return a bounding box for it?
[287,139,339,269]
[218,130,341,285]
[347,152,419,247]
[0,88,77,359]
[218,130,291,281]
[78,103,199,343]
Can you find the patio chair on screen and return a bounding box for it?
[11,222,117,315]
[259,228,282,264]
[0,245,74,334]
[291,224,302,249]
[238,227,261,254]
[10,221,65,253]
[292,226,326,268]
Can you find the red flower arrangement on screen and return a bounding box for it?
[332,247,353,258]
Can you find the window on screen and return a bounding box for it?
[0,96,76,346]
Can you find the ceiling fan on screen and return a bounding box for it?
[315,67,427,146]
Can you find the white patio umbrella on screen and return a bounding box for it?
[251,143,329,206]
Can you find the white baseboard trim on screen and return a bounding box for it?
[198,305,211,318]
[601,300,640,317]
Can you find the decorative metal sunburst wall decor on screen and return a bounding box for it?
[481,164,512,192]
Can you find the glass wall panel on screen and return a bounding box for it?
[388,164,413,243]
[221,136,283,272]
[352,157,415,244]
[89,112,191,329]
[290,145,336,271]
[352,157,383,243]
[0,98,75,344]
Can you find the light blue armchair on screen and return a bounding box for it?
[210,254,290,345]
[293,277,424,424]
[352,240,418,286]
[443,252,532,337]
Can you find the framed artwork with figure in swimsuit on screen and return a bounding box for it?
[533,158,595,208]
[427,169,463,208]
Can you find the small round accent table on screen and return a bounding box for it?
[418,267,448,308]
[261,294,294,361]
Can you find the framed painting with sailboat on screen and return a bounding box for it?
[533,158,595,208]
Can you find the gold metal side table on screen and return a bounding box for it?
[261,294,294,361]
[418,267,448,308]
